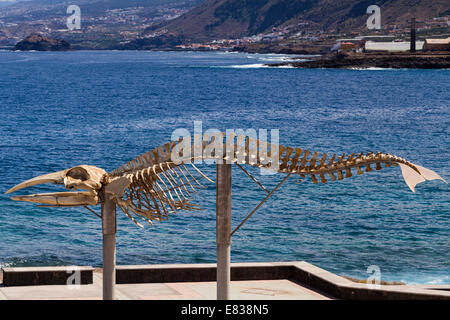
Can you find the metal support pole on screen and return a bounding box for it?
[102,189,116,300]
[216,163,232,300]
[231,173,292,237]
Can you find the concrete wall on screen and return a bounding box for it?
[2,262,450,300]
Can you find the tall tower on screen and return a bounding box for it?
[410,17,416,52]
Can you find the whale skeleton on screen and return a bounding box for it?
[6,133,447,228]
[5,133,447,300]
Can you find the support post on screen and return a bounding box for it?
[102,189,116,300]
[410,17,416,52]
[216,163,232,300]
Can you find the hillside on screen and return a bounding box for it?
[0,0,202,20]
[0,0,202,47]
[2,0,449,50]
[149,0,450,41]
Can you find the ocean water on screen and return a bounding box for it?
[0,50,448,284]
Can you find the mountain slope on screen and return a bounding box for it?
[150,0,450,41]
[0,0,202,47]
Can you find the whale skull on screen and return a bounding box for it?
[5,165,107,206]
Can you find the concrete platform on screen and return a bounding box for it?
[1,261,449,300]
[0,272,329,300]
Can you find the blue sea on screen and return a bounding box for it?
[0,50,448,284]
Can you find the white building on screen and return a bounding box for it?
[365,41,424,52]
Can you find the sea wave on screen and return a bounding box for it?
[349,67,407,71]
[399,274,450,285]
[0,56,39,63]
[258,57,305,63]
[425,275,450,285]
[222,63,294,69]
[217,51,239,54]
[0,255,69,268]
[220,63,268,68]
[272,64,295,68]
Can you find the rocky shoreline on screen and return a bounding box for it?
[231,42,330,55]
[268,52,450,69]
[7,37,450,70]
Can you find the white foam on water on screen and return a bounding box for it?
[397,274,450,285]
[349,67,408,71]
[219,63,296,69]
[274,64,295,68]
[227,63,269,68]
[217,51,239,54]
[429,277,450,285]
[258,56,297,62]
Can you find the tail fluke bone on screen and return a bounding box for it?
[400,163,447,192]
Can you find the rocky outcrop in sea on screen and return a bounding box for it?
[14,34,71,51]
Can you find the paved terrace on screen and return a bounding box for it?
[0,276,329,300]
[0,262,449,300]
